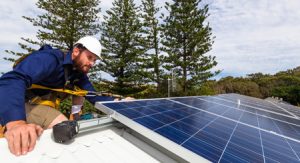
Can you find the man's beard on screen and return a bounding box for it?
[73,53,89,74]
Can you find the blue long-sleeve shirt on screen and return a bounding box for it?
[0,45,113,125]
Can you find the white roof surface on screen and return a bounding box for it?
[0,126,177,163]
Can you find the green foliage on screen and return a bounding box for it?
[190,80,217,96]
[140,0,164,90]
[214,77,262,98]
[59,97,72,117]
[272,86,300,106]
[59,96,103,117]
[161,0,218,94]
[99,0,147,95]
[5,0,101,62]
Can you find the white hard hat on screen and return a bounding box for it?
[75,36,102,59]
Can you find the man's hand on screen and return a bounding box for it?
[4,120,43,156]
[123,97,135,101]
[114,97,135,101]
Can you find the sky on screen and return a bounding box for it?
[0,0,300,80]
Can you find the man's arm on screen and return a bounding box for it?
[0,50,60,156]
[76,75,115,104]
[5,120,43,156]
[71,96,85,120]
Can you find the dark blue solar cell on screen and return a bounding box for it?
[270,114,300,126]
[182,136,222,162]
[239,105,257,114]
[199,97,238,108]
[136,99,169,106]
[193,111,216,119]
[264,157,279,163]
[202,120,236,141]
[230,135,262,155]
[287,139,300,159]
[134,116,164,130]
[219,151,249,163]
[181,114,216,129]
[134,106,158,115]
[155,125,190,144]
[174,98,212,108]
[179,107,200,114]
[222,109,243,121]
[150,112,177,124]
[117,109,145,119]
[169,121,199,135]
[206,105,230,114]
[194,131,228,150]
[239,112,258,127]
[121,101,144,108]
[103,102,128,110]
[257,116,281,133]
[273,120,300,140]
[162,110,190,119]
[216,101,239,109]
[225,142,264,162]
[262,136,293,154]
[263,148,299,163]
[213,118,237,129]
[174,108,198,116]
[152,105,176,112]
[162,102,186,110]
[261,131,299,162]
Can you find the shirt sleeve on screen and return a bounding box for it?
[0,51,59,125]
[76,75,114,104]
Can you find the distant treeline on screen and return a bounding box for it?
[200,67,300,106]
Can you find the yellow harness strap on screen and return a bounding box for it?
[0,125,4,138]
[28,84,88,110]
[28,84,121,109]
[30,96,60,109]
[30,84,88,96]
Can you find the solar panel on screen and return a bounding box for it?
[95,94,300,162]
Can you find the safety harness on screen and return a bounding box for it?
[13,48,121,110]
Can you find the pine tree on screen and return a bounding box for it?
[161,0,218,94]
[4,0,101,62]
[100,0,146,95]
[140,0,164,91]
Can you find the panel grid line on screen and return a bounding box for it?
[132,108,182,121]
[256,109,266,163]
[153,111,203,131]
[180,116,219,145]
[116,101,170,111]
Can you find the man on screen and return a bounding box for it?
[0,36,115,156]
